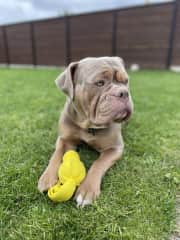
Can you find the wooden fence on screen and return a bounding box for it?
[0,0,179,69]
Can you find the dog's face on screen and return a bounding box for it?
[56,57,133,127]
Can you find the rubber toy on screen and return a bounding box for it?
[48,150,86,202]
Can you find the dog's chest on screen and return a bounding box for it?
[80,128,121,152]
[81,130,97,144]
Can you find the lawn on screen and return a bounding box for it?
[0,68,179,240]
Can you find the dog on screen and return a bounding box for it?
[38,56,133,207]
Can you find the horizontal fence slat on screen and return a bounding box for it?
[70,12,113,61]
[34,18,66,66]
[5,23,33,64]
[0,27,7,63]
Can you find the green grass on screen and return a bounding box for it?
[0,68,179,240]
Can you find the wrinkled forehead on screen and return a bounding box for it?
[77,57,128,83]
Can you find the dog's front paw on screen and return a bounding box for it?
[38,168,58,192]
[75,177,100,207]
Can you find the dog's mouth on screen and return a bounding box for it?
[114,108,132,123]
[90,91,133,126]
[99,98,132,121]
[91,106,132,126]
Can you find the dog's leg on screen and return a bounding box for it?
[38,137,76,192]
[75,146,123,207]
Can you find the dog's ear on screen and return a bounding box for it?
[55,62,78,99]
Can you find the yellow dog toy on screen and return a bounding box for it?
[48,150,86,202]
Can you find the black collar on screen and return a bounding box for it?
[87,128,105,136]
[87,128,96,135]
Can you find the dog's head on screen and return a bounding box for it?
[55,57,133,128]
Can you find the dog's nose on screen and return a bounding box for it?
[118,90,129,99]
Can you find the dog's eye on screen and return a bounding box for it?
[95,80,105,87]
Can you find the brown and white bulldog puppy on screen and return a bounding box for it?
[38,57,133,207]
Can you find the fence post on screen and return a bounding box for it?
[166,0,179,69]
[65,15,71,66]
[112,11,117,56]
[30,22,37,66]
[2,26,10,66]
